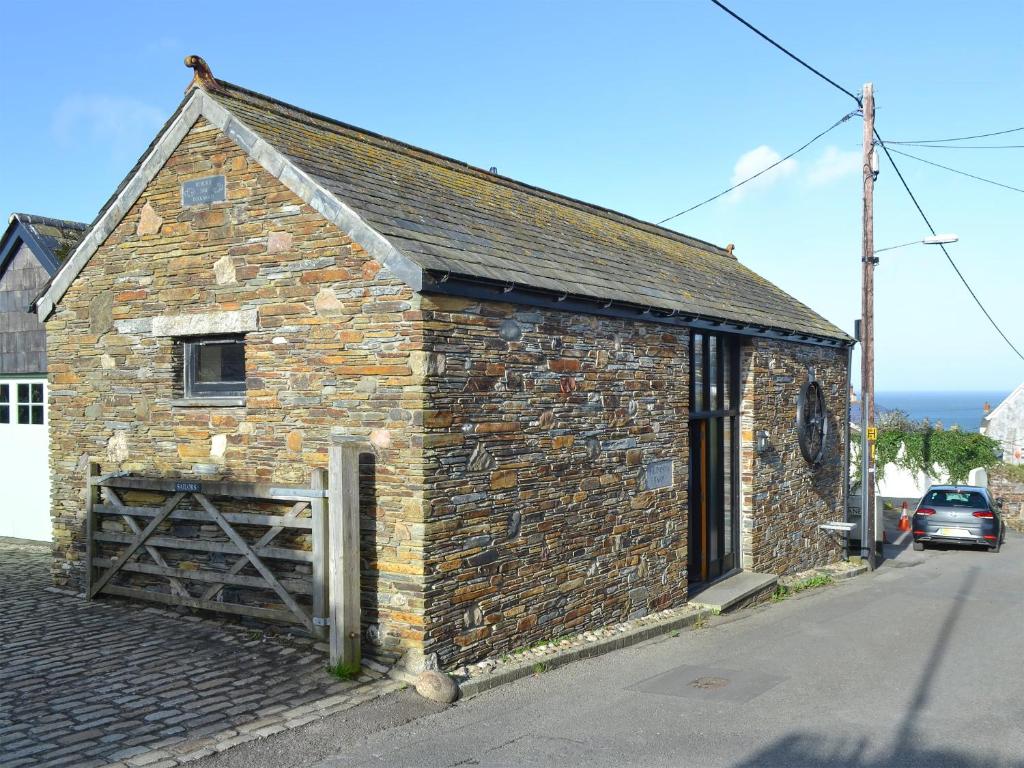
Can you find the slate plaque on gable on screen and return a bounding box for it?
[645,459,674,490]
[182,175,226,207]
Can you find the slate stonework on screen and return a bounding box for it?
[418,297,691,667]
[739,339,848,575]
[45,118,427,658]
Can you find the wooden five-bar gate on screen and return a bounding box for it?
[84,437,367,668]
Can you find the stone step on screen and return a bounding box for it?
[689,571,778,614]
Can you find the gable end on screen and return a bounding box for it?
[35,89,422,320]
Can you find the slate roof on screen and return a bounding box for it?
[1,213,87,281]
[200,81,848,342]
[38,73,849,344]
[9,213,87,269]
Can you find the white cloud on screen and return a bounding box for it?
[52,95,164,159]
[807,145,861,186]
[728,145,798,201]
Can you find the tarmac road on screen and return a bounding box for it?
[197,528,1024,768]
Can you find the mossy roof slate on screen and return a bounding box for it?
[10,213,87,267]
[108,79,851,342]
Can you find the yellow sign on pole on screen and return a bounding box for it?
[867,427,878,441]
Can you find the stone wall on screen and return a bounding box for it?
[989,468,1024,530]
[418,296,691,668]
[741,339,848,575]
[45,118,427,658]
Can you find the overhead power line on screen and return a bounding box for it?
[708,0,862,106]
[708,0,1024,365]
[657,110,858,224]
[873,138,1024,363]
[886,126,1024,144]
[882,146,1024,195]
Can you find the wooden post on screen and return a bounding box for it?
[860,82,877,570]
[310,467,329,641]
[84,462,100,599]
[328,438,367,669]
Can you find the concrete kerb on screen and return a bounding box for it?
[98,678,404,768]
[828,564,869,582]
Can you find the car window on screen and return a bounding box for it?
[924,490,988,508]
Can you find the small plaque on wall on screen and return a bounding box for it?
[182,175,226,207]
[645,459,674,490]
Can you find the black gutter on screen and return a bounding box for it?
[422,271,854,349]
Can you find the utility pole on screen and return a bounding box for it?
[860,82,876,569]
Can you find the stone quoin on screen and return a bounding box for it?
[37,58,853,669]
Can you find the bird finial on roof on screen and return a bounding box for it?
[184,55,219,93]
[725,243,735,257]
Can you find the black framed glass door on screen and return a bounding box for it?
[688,332,740,588]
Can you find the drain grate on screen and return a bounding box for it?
[630,664,784,702]
[690,676,729,690]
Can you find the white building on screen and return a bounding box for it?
[0,213,86,540]
[981,383,1024,465]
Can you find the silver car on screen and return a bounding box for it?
[912,485,1005,553]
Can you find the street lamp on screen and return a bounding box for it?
[873,234,959,256]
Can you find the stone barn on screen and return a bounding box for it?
[36,59,852,669]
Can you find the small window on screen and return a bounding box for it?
[16,382,44,425]
[184,337,246,399]
[0,384,9,424]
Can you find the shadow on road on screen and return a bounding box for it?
[732,566,1021,768]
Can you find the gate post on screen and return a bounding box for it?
[310,468,329,641]
[328,437,369,669]
[84,462,100,599]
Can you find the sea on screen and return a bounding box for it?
[866,391,1011,432]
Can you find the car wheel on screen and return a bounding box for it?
[989,540,1001,554]
[912,541,925,552]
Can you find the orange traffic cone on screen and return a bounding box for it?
[898,501,911,532]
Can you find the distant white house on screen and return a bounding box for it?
[981,383,1024,465]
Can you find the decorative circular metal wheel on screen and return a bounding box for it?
[797,380,829,465]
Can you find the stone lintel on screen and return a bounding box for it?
[150,309,257,337]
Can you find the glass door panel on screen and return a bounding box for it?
[688,332,739,588]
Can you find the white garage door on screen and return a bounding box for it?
[0,378,51,541]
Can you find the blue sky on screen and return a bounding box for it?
[2,0,1021,392]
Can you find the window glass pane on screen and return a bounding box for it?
[693,334,703,411]
[17,383,28,403]
[723,340,732,411]
[17,405,29,424]
[31,406,44,425]
[30,383,43,403]
[0,384,8,404]
[709,336,719,410]
[723,419,733,556]
[0,405,8,423]
[196,342,245,384]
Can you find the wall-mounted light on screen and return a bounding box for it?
[755,430,770,455]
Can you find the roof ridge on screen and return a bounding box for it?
[12,212,88,230]
[208,79,735,260]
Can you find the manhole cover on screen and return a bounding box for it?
[689,676,729,690]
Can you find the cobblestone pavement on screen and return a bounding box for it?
[0,539,394,767]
